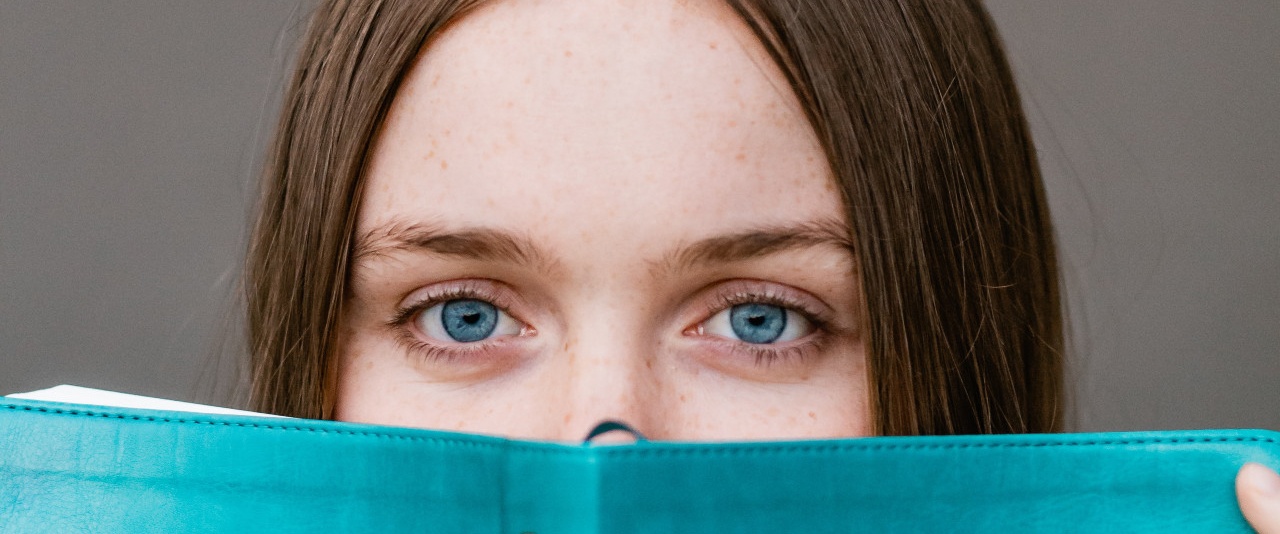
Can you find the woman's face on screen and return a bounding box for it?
[335,0,869,441]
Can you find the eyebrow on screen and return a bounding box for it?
[656,218,856,274]
[353,221,555,272]
[352,218,855,276]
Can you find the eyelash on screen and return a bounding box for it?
[386,281,832,368]
[387,282,523,365]
[695,287,832,367]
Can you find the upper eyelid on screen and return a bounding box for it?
[698,281,835,326]
[711,291,823,319]
[388,278,838,337]
[389,280,523,327]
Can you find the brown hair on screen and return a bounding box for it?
[247,0,1063,435]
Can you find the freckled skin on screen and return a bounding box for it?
[335,0,870,442]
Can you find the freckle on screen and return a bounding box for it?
[727,120,738,127]
[679,394,687,402]
[708,41,718,50]
[564,49,573,57]
[440,160,448,170]
[734,152,746,161]
[808,411,817,420]
[767,407,779,417]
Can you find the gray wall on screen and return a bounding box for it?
[1,1,1276,431]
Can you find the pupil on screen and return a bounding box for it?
[440,299,499,343]
[729,303,787,344]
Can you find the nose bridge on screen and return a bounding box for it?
[555,311,657,441]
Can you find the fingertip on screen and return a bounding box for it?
[1239,463,1280,497]
[1238,463,1280,533]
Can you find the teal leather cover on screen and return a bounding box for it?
[0,396,1276,532]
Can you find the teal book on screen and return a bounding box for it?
[0,387,1276,532]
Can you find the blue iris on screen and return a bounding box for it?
[440,299,499,342]
[729,303,787,344]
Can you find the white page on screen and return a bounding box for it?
[6,385,286,418]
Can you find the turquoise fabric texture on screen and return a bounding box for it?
[0,396,1276,532]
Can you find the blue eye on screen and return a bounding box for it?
[729,303,787,343]
[703,302,813,344]
[416,298,521,343]
[440,299,498,342]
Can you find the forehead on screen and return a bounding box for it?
[360,0,842,263]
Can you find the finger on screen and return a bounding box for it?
[1237,463,1280,533]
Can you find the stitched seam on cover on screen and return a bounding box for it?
[596,436,1279,459]
[4,403,1274,457]
[599,437,1280,458]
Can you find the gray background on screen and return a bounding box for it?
[1,1,1275,432]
